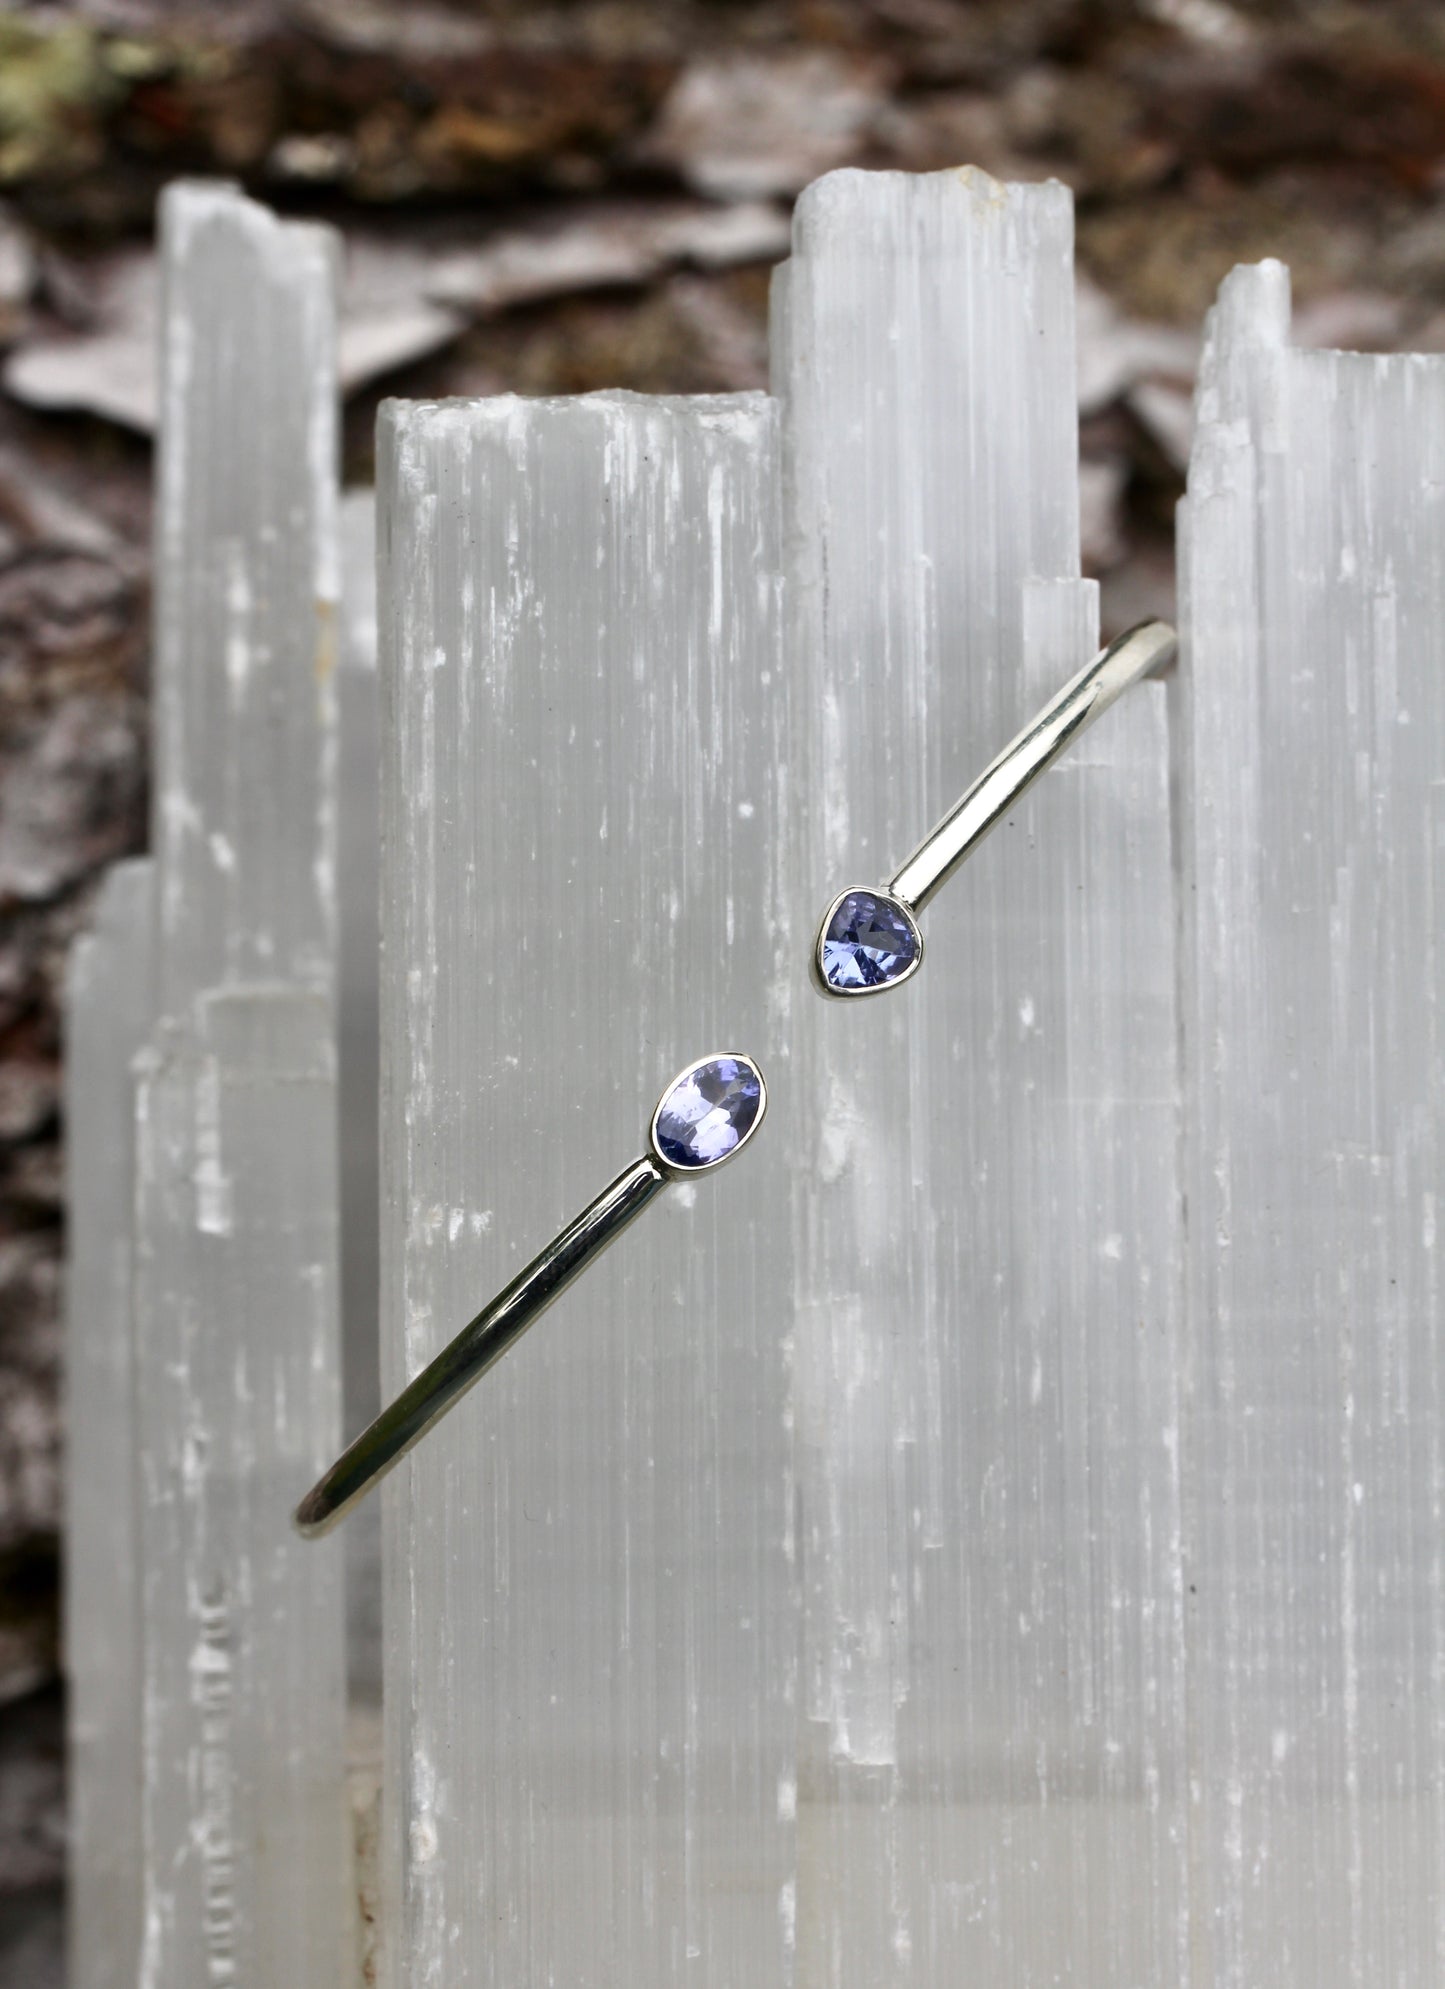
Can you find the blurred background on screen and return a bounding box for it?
[1,0,1444,1976]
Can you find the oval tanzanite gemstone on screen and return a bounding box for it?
[819,889,921,992]
[651,1055,764,1171]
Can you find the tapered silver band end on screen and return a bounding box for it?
[292,1482,339,1540]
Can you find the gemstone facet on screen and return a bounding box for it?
[651,1055,764,1171]
[818,889,921,993]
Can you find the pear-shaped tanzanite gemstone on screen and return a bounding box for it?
[819,889,921,992]
[652,1055,763,1171]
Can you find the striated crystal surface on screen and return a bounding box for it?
[152,184,340,1013]
[337,487,383,1706]
[135,183,351,1989]
[378,390,793,1987]
[652,1054,762,1168]
[773,168,1184,1986]
[1178,261,1445,1985]
[134,993,351,1989]
[64,858,154,1989]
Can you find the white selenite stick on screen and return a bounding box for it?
[773,168,1186,1984]
[151,184,341,1011]
[336,487,384,1981]
[337,488,383,1706]
[64,858,155,1989]
[377,393,795,1984]
[133,182,351,1987]
[1178,261,1445,1984]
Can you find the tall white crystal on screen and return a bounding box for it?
[1178,262,1445,1984]
[153,183,339,1012]
[134,993,350,1985]
[134,182,350,1988]
[773,169,1186,1984]
[377,391,795,1986]
[337,488,382,1702]
[64,858,154,1989]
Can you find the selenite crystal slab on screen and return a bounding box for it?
[152,183,340,1014]
[134,993,351,1987]
[1178,261,1445,1985]
[134,183,350,1988]
[377,392,794,1985]
[337,488,383,1705]
[773,169,1186,1984]
[63,858,154,1989]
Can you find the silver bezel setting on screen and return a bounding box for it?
[647,1050,769,1179]
[812,886,925,1000]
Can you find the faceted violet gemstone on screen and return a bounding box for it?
[819,889,920,991]
[653,1055,763,1170]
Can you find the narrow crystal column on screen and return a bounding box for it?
[377,392,794,1985]
[64,858,154,1989]
[134,992,350,1985]
[337,488,382,1704]
[773,169,1186,1984]
[135,182,350,1987]
[153,182,340,1009]
[1177,263,1445,1984]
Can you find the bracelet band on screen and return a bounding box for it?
[815,618,1177,997]
[294,1052,767,1538]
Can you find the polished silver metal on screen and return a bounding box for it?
[294,1052,767,1538]
[813,618,1177,997]
[890,618,1178,912]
